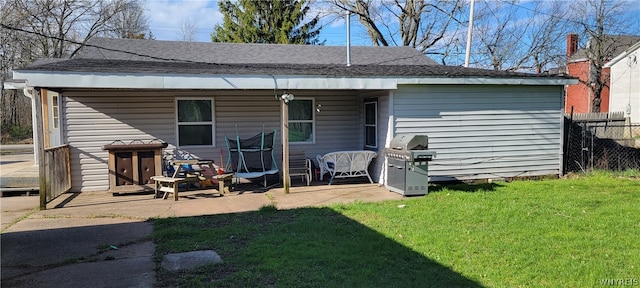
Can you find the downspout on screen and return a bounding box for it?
[23,87,39,165]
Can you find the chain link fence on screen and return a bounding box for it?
[564,117,640,173]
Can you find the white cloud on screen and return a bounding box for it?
[145,0,222,42]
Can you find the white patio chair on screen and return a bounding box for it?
[317,151,377,185]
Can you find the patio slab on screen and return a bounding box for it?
[1,182,404,288]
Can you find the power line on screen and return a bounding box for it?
[0,22,411,68]
[497,0,639,35]
[1,23,214,64]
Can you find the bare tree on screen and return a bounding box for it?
[569,0,640,112]
[524,1,568,74]
[1,0,148,58]
[471,0,569,72]
[179,19,197,42]
[100,0,150,39]
[327,0,465,53]
[0,0,149,142]
[472,0,524,70]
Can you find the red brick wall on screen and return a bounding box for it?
[566,61,590,113]
[565,61,610,113]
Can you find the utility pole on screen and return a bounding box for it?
[464,0,475,67]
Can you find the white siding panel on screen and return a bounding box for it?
[394,84,563,181]
[608,47,640,124]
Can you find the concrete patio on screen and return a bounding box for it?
[1,180,404,288]
[35,182,402,219]
[1,143,407,288]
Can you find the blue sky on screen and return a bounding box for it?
[145,0,371,45]
[145,0,640,66]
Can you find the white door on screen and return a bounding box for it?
[48,92,61,147]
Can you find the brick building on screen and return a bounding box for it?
[565,34,640,113]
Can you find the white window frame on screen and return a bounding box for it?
[364,100,377,149]
[175,97,215,147]
[288,97,315,144]
[52,94,59,129]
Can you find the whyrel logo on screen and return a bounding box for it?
[599,278,639,286]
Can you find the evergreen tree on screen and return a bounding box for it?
[211,0,323,45]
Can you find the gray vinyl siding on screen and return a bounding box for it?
[289,90,361,165]
[62,84,561,191]
[63,89,363,192]
[393,85,563,181]
[64,90,176,192]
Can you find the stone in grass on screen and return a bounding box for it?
[162,250,223,271]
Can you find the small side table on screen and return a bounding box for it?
[211,173,233,194]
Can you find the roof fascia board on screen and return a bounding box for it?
[13,71,398,90]
[398,77,578,85]
[13,71,576,89]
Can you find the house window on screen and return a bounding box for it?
[52,95,59,129]
[176,98,214,146]
[288,98,314,143]
[364,100,377,148]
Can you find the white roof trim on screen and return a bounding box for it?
[13,71,398,90]
[12,70,576,90]
[398,77,577,85]
[2,79,27,90]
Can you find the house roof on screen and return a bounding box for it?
[13,38,577,90]
[605,41,640,68]
[24,58,567,78]
[74,37,440,66]
[569,35,640,63]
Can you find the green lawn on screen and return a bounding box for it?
[152,172,640,287]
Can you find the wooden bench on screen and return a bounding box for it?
[151,174,234,201]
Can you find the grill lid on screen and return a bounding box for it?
[388,134,428,151]
[383,134,435,160]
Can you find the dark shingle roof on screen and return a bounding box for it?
[24,58,570,79]
[569,35,640,62]
[22,37,573,80]
[76,37,439,66]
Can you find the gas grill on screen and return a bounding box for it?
[383,134,436,196]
